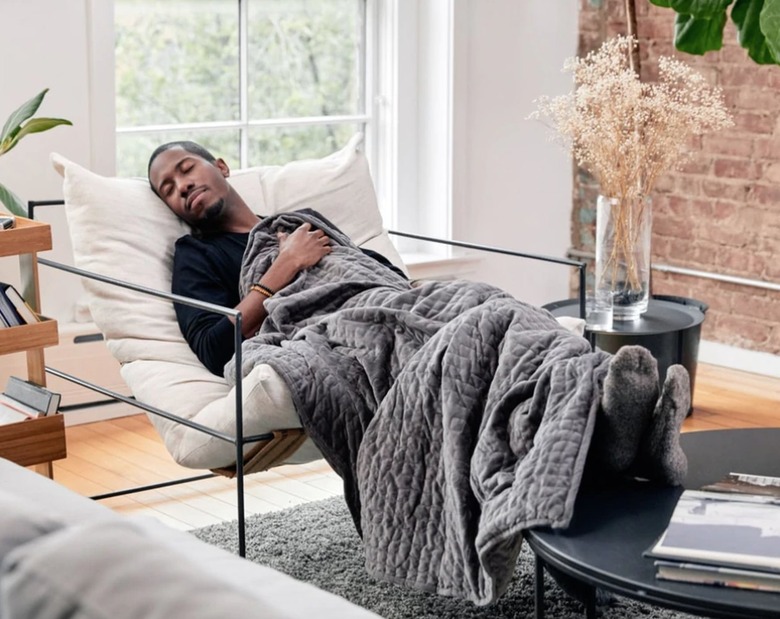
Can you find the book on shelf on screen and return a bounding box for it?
[0,395,37,425]
[0,376,61,425]
[0,289,21,327]
[647,487,780,587]
[2,283,40,324]
[4,376,60,416]
[0,282,40,327]
[655,560,780,593]
[0,393,40,425]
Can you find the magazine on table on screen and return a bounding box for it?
[647,489,780,578]
[700,472,780,499]
[655,560,780,593]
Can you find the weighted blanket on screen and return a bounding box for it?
[224,211,614,605]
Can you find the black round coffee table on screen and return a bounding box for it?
[524,428,780,618]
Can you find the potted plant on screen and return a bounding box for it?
[0,89,72,218]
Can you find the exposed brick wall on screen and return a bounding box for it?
[573,0,779,355]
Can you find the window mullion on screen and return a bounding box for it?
[239,0,249,168]
[373,0,400,230]
[358,0,367,119]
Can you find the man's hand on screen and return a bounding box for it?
[277,222,332,270]
[236,223,332,337]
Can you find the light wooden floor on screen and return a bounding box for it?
[52,416,343,531]
[50,363,779,531]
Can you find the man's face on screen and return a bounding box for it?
[148,147,231,230]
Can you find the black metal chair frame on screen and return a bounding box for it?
[29,199,585,557]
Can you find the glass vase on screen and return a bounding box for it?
[595,194,652,321]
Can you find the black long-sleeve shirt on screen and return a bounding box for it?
[171,220,405,376]
[172,231,248,376]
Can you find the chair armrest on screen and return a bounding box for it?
[35,257,260,444]
[387,230,586,319]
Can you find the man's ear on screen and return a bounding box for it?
[216,158,230,178]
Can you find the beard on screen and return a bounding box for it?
[192,198,226,236]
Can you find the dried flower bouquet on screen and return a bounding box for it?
[530,35,732,312]
[531,35,732,203]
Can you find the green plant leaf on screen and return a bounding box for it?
[674,11,729,53]
[653,0,780,64]
[0,118,73,156]
[760,0,780,62]
[0,88,48,145]
[0,181,27,217]
[732,0,778,63]
[668,0,734,18]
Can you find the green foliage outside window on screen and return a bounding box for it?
[115,0,363,177]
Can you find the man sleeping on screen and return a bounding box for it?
[147,141,405,377]
[149,141,689,605]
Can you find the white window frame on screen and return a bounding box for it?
[88,0,455,242]
[368,0,454,241]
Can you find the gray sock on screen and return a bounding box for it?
[634,364,690,486]
[593,346,659,473]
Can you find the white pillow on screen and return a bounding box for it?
[52,133,404,469]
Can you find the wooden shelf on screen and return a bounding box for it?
[0,216,52,257]
[0,318,59,355]
[0,414,66,467]
[0,217,65,474]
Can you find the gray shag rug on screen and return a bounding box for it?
[191,496,696,619]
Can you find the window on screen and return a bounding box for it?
[113,0,454,238]
[115,0,368,177]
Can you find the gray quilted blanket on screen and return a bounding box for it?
[224,211,612,605]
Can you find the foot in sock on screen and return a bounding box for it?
[592,345,659,473]
[633,364,690,486]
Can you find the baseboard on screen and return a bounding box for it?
[62,403,139,427]
[699,340,780,379]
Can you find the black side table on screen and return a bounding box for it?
[544,297,706,398]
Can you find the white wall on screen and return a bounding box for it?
[452,0,578,307]
[0,0,113,321]
[0,0,577,319]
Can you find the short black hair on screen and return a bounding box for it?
[147,141,217,195]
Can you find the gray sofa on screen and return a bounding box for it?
[0,458,381,619]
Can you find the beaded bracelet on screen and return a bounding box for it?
[250,283,275,299]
